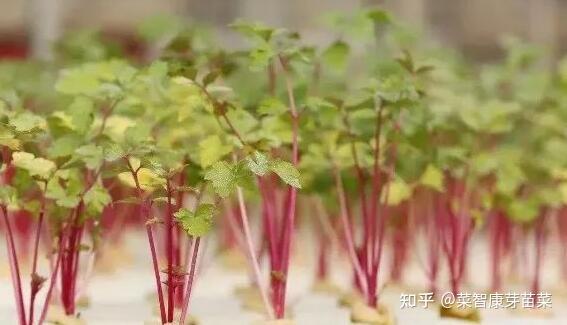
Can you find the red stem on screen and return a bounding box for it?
[165,179,175,321]
[175,169,186,305]
[147,223,167,323]
[271,56,299,319]
[127,160,166,323]
[236,186,275,318]
[28,190,46,325]
[332,163,368,296]
[1,205,27,325]
[259,177,279,269]
[38,234,64,325]
[179,237,200,324]
[60,203,84,315]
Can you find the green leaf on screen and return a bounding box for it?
[507,199,539,224]
[382,178,411,206]
[225,107,258,135]
[204,161,235,198]
[56,196,81,208]
[269,159,301,188]
[45,176,81,208]
[322,41,350,71]
[230,20,274,42]
[366,9,392,25]
[174,204,215,237]
[67,97,94,134]
[49,135,83,158]
[75,144,104,170]
[84,182,111,213]
[420,164,444,192]
[375,76,419,104]
[118,168,165,192]
[198,135,231,168]
[10,112,46,132]
[0,129,21,150]
[56,67,100,95]
[204,160,253,197]
[124,124,152,146]
[103,142,126,161]
[12,152,56,179]
[0,138,21,150]
[0,185,18,206]
[246,151,270,176]
[495,163,525,195]
[249,43,275,71]
[258,97,288,116]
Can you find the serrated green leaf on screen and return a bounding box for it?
[174,204,215,236]
[204,161,235,198]
[12,152,56,179]
[84,182,111,213]
[269,159,301,188]
[103,142,125,161]
[246,151,269,176]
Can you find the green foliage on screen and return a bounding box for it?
[2,10,567,247]
[10,112,46,133]
[246,151,270,176]
[174,204,215,236]
[204,161,250,198]
[322,41,350,72]
[198,135,231,168]
[269,159,302,189]
[12,152,56,179]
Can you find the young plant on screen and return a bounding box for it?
[100,60,226,324]
[0,63,62,325]
[189,20,309,320]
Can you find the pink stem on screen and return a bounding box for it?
[147,223,167,323]
[28,192,46,325]
[236,186,275,319]
[165,180,174,322]
[38,236,64,325]
[332,164,368,296]
[128,161,167,324]
[179,237,200,324]
[2,205,27,325]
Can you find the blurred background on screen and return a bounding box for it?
[0,0,565,63]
